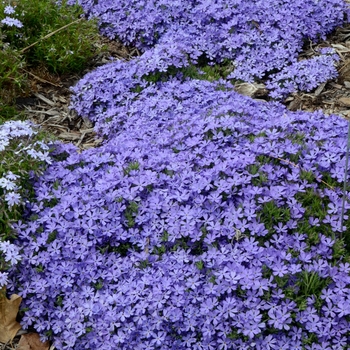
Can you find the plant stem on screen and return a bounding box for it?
[20,18,83,53]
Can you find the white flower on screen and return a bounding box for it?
[0,272,8,288]
[1,16,23,28]
[0,241,21,265]
[4,5,15,15]
[5,191,21,207]
[0,178,17,191]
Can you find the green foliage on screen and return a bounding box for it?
[259,201,291,232]
[0,0,102,75]
[0,125,53,241]
[296,271,331,310]
[125,201,139,228]
[123,161,140,176]
[0,46,27,109]
[195,260,204,270]
[136,59,234,92]
[0,104,22,122]
[0,0,104,120]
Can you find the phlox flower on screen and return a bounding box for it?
[0,241,21,265]
[1,16,23,28]
[0,177,17,191]
[0,272,8,288]
[4,6,15,15]
[4,191,21,207]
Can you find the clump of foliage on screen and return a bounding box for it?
[0,0,102,75]
[0,44,26,103]
[0,10,27,118]
[0,0,102,120]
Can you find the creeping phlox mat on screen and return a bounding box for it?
[68,0,347,82]
[10,78,350,349]
[8,0,350,349]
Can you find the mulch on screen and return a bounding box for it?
[15,36,136,150]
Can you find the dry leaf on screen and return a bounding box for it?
[17,333,50,350]
[0,290,22,343]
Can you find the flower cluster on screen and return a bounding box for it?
[0,120,53,293]
[70,47,190,136]
[68,1,348,127]
[10,78,350,349]
[1,4,22,28]
[67,0,348,82]
[267,49,340,99]
[0,241,21,288]
[0,120,51,208]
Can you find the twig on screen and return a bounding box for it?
[20,18,83,54]
[34,93,55,107]
[20,68,62,87]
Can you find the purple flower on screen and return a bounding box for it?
[4,191,21,207]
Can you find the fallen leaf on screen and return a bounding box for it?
[0,289,22,343]
[17,333,50,350]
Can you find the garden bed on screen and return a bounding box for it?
[2,1,350,349]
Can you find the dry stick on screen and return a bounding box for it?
[20,68,62,87]
[20,18,83,54]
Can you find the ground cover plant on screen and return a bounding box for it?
[10,79,350,349]
[0,1,102,343]
[1,0,350,349]
[0,2,101,294]
[0,120,53,290]
[0,0,101,119]
[0,0,101,75]
[69,0,347,84]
